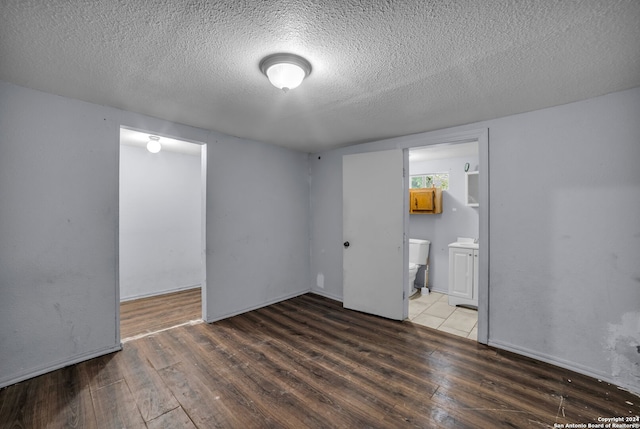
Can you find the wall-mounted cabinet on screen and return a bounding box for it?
[465,171,479,207]
[409,188,443,214]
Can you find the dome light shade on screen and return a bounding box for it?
[260,53,311,92]
[146,135,161,153]
[266,63,305,90]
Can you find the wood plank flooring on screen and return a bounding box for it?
[1,293,638,428]
[120,288,202,339]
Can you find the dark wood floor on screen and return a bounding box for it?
[1,293,637,428]
[120,288,202,339]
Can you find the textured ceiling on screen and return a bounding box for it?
[1,1,639,152]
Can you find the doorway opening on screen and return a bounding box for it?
[406,141,480,341]
[118,127,206,341]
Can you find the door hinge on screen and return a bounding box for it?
[403,290,406,299]
[403,167,406,178]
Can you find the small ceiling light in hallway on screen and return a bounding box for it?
[146,135,161,153]
[260,53,311,92]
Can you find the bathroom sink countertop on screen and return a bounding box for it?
[449,238,479,249]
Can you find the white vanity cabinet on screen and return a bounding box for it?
[448,242,478,308]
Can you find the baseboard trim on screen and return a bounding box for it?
[0,343,122,389]
[310,289,343,302]
[488,339,639,396]
[205,289,310,323]
[120,284,201,302]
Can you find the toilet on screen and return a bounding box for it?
[409,239,430,294]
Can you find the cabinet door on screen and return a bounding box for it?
[410,189,434,212]
[449,248,474,300]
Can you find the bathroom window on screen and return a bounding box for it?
[410,173,449,190]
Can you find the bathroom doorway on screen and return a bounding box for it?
[405,130,488,344]
[118,127,206,341]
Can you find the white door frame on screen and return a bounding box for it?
[403,128,489,344]
[116,126,208,343]
[402,149,410,319]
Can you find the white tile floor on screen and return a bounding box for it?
[408,291,478,340]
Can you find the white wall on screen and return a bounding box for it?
[409,155,479,292]
[309,87,640,394]
[204,135,311,321]
[0,80,312,388]
[0,81,121,387]
[487,88,640,394]
[119,144,202,301]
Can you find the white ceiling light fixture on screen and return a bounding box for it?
[146,135,161,153]
[259,53,312,92]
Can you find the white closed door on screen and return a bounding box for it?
[343,150,405,320]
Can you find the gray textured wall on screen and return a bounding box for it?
[0,82,121,386]
[204,134,311,321]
